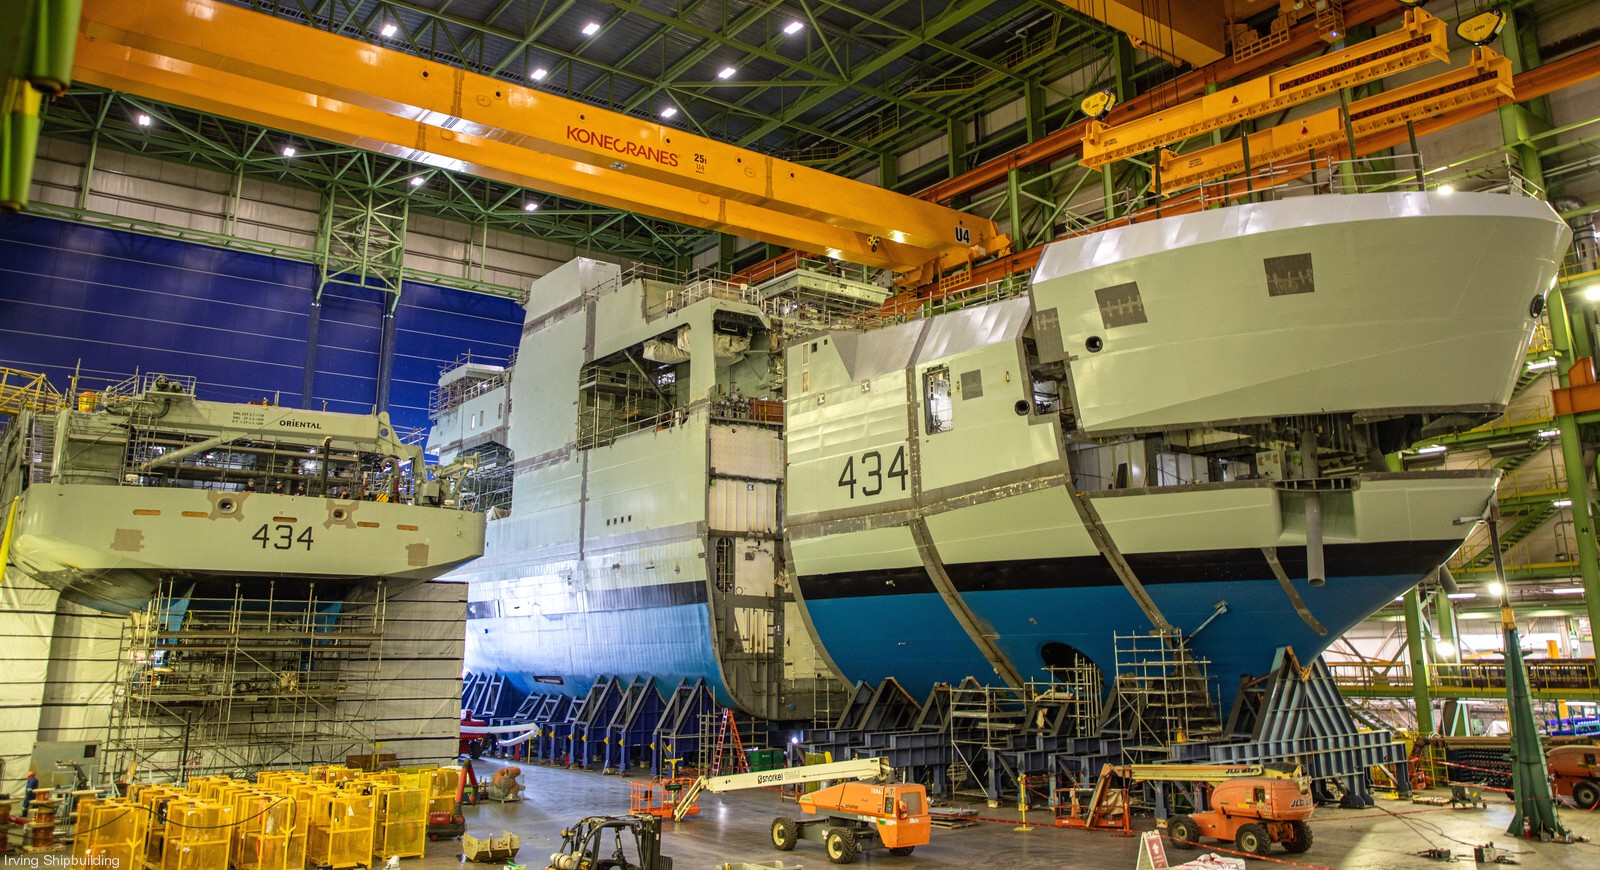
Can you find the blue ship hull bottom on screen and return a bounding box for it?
[466,596,739,708]
[797,539,1459,704]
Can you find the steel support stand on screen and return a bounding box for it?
[1488,511,1568,839]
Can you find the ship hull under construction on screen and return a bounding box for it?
[448,189,1571,716]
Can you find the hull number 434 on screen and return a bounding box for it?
[838,445,908,499]
[252,523,314,551]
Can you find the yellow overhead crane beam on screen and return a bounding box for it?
[1081,7,1449,169]
[1158,47,1514,190]
[1126,763,1303,784]
[71,0,1007,278]
[1055,1,1230,68]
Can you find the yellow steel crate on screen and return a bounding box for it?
[423,768,461,816]
[233,791,295,870]
[73,800,143,868]
[373,786,426,859]
[307,790,374,869]
[161,800,234,870]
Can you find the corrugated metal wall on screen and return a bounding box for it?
[0,212,525,435]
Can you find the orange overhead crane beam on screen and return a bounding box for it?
[1159,47,1515,190]
[918,0,1401,205]
[883,43,1600,311]
[1055,1,1229,68]
[70,0,1007,277]
[1081,7,1449,169]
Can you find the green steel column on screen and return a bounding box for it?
[1023,77,1046,143]
[1435,591,1467,736]
[1007,169,1022,249]
[75,128,97,212]
[1568,287,1596,366]
[1503,4,1599,650]
[945,115,966,180]
[1010,78,1046,247]
[1546,289,1600,639]
[1403,586,1435,734]
[1109,33,1134,103]
[1498,7,1552,144]
[1099,33,1135,220]
[879,151,899,192]
[1435,592,1460,663]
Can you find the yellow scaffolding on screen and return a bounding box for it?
[0,366,64,421]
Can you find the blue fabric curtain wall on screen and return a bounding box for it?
[0,213,524,434]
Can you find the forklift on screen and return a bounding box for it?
[545,815,672,870]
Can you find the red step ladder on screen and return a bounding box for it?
[710,709,749,777]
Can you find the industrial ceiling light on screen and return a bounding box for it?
[1586,283,1600,302]
[523,201,539,212]
[281,145,296,157]
[1538,428,1561,439]
[582,21,601,36]
[718,66,736,79]
[1435,639,1456,657]
[136,113,151,127]
[409,176,425,187]
[380,23,398,38]
[1438,183,1455,195]
[1487,581,1504,597]
[1446,592,1477,600]
[1552,587,1585,595]
[783,21,803,35]
[530,67,548,81]
[1554,498,1573,508]
[1417,445,1447,455]
[660,105,677,119]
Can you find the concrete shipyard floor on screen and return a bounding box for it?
[405,761,1600,870]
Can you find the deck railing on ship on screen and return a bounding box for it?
[427,350,513,421]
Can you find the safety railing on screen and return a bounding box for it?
[100,372,197,403]
[1328,659,1600,696]
[427,354,511,420]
